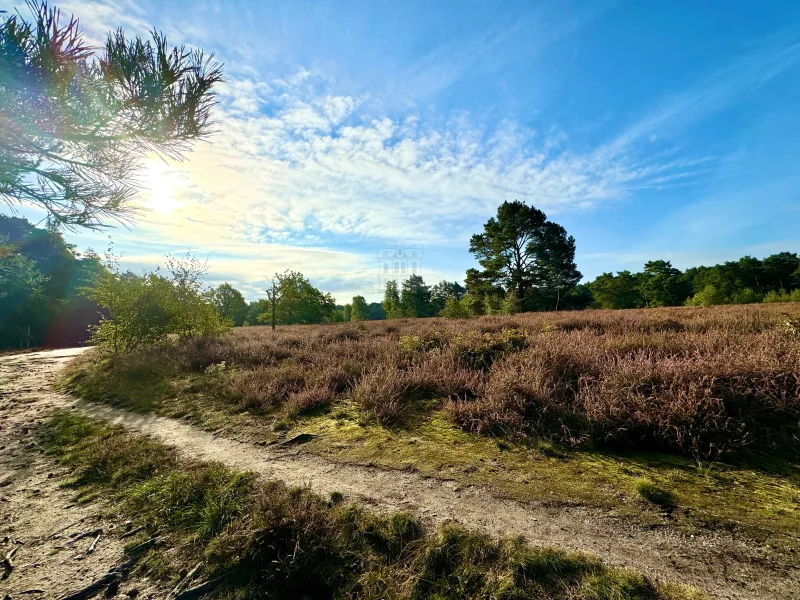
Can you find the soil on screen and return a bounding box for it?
[1,348,798,600]
[0,348,167,599]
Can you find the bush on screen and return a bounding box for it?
[730,288,762,304]
[764,289,800,303]
[685,285,728,307]
[87,252,228,354]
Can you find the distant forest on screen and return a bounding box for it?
[2,215,799,350]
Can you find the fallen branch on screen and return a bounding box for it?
[50,517,87,538]
[58,571,120,600]
[72,528,102,542]
[120,525,145,539]
[58,539,157,600]
[173,577,222,600]
[2,545,19,579]
[167,561,203,599]
[127,536,161,555]
[87,532,101,554]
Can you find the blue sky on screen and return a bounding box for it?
[12,0,800,301]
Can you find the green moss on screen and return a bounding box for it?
[294,402,800,544]
[40,410,708,600]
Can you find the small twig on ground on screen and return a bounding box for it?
[2,545,19,578]
[58,539,157,600]
[167,561,203,599]
[120,525,145,539]
[87,532,101,554]
[50,517,86,538]
[58,571,120,600]
[72,528,103,542]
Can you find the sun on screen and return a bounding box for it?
[140,159,183,215]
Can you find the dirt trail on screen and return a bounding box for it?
[2,349,798,600]
[0,348,166,599]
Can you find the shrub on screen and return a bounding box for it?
[685,285,728,307]
[449,328,527,370]
[87,252,228,354]
[764,289,800,303]
[730,288,762,305]
[439,296,470,319]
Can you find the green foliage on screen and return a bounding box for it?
[439,296,470,319]
[469,200,581,310]
[268,270,336,325]
[212,283,248,326]
[401,274,433,317]
[351,295,370,321]
[0,215,104,349]
[0,1,222,227]
[87,250,228,354]
[685,284,727,307]
[764,289,800,303]
[635,480,676,509]
[382,280,403,319]
[638,261,691,307]
[430,280,466,314]
[499,290,521,314]
[41,410,704,600]
[586,252,800,311]
[729,288,762,305]
[589,271,645,309]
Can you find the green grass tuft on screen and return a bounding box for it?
[635,479,676,509]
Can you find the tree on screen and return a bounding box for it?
[469,201,581,311]
[243,299,270,326]
[87,251,227,354]
[0,2,223,228]
[267,271,336,325]
[761,252,800,292]
[439,296,469,319]
[400,274,432,318]
[367,302,386,320]
[588,271,644,309]
[430,280,466,314]
[685,284,727,307]
[382,280,403,319]
[638,260,690,307]
[212,283,248,326]
[350,295,369,321]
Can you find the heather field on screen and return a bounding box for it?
[62,303,800,548]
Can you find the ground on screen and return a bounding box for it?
[0,349,167,599]
[0,348,798,599]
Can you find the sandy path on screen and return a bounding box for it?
[1,348,798,600]
[0,348,167,599]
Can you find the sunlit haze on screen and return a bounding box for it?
[13,0,800,302]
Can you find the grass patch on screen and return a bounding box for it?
[635,480,676,510]
[40,411,707,600]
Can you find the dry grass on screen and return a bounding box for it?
[69,304,800,460]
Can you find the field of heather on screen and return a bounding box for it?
[74,304,799,454]
[51,302,800,598]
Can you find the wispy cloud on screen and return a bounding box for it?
[606,26,800,152]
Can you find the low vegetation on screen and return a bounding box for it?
[41,411,705,599]
[66,303,800,459]
[62,303,800,544]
